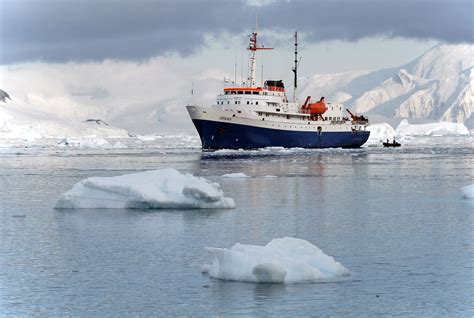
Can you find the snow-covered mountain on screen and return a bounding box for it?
[298,44,473,127]
[0,44,472,139]
[0,102,129,140]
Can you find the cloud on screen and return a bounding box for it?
[0,0,472,64]
[0,58,224,133]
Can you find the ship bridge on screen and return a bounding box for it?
[216,81,288,109]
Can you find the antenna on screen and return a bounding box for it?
[241,50,244,85]
[234,46,237,86]
[292,31,298,103]
[247,32,273,88]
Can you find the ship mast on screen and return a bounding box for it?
[247,32,273,88]
[292,31,298,102]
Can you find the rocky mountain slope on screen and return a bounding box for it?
[298,44,473,127]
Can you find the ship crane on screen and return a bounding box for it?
[247,32,273,88]
[346,109,368,123]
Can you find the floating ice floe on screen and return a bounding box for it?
[54,169,235,209]
[461,184,474,199]
[222,172,249,178]
[395,119,469,137]
[57,137,111,148]
[201,237,349,283]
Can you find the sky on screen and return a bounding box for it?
[0,0,472,133]
[1,0,472,65]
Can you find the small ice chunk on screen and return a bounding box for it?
[263,175,277,178]
[54,169,235,209]
[222,172,249,178]
[202,237,349,284]
[461,184,474,199]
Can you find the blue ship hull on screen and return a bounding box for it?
[192,119,370,150]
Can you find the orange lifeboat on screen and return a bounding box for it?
[307,97,327,115]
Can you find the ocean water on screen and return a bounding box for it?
[1,136,473,317]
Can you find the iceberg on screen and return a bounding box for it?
[54,169,235,209]
[461,184,474,199]
[395,119,469,137]
[367,123,395,145]
[201,237,349,284]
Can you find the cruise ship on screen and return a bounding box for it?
[187,31,370,150]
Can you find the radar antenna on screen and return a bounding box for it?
[292,31,299,102]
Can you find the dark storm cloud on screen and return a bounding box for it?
[0,0,472,64]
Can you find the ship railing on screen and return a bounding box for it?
[351,119,369,125]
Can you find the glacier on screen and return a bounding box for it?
[395,119,469,138]
[201,237,349,284]
[54,169,235,209]
[0,105,129,140]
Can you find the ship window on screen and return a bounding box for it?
[287,115,290,119]
[235,101,238,104]
[227,101,230,104]
[276,109,280,112]
[231,91,236,94]
[256,102,258,105]
[245,91,251,94]
[253,91,259,95]
[247,101,250,105]
[237,110,241,113]
[237,91,243,94]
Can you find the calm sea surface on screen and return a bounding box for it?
[1,136,473,317]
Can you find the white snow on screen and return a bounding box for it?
[201,237,349,284]
[298,44,473,128]
[461,184,474,199]
[222,172,249,178]
[54,169,235,209]
[395,119,469,137]
[0,106,129,140]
